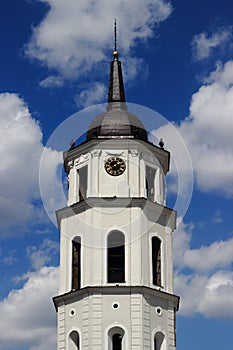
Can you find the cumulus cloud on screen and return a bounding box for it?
[175,271,233,319]
[0,93,62,236]
[174,273,208,316]
[155,60,233,196]
[75,82,106,107]
[0,93,42,231]
[27,238,59,270]
[39,75,64,88]
[182,60,233,195]
[39,146,64,224]
[0,266,58,350]
[174,221,233,273]
[173,221,233,318]
[198,271,233,318]
[173,220,193,269]
[191,26,232,61]
[185,239,233,272]
[25,0,172,81]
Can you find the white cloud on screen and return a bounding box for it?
[174,221,233,273]
[0,93,62,236]
[191,27,232,61]
[174,273,208,316]
[198,271,233,319]
[122,56,148,83]
[76,82,106,107]
[25,0,172,80]
[173,220,233,318]
[185,238,233,273]
[39,146,64,224]
[39,75,64,88]
[0,93,42,231]
[175,271,233,319]
[155,60,233,196]
[27,238,59,270]
[183,60,233,195]
[173,220,193,269]
[203,59,233,86]
[0,266,58,350]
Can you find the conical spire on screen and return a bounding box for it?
[107,19,126,108]
[86,20,148,142]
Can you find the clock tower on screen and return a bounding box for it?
[53,40,179,350]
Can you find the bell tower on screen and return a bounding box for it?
[53,25,179,350]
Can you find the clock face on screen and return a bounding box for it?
[105,157,126,176]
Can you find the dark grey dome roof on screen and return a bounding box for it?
[86,103,148,141]
[86,50,147,142]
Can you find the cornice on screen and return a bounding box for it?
[64,138,170,174]
[53,285,179,312]
[56,197,176,231]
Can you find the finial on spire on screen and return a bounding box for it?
[114,18,117,51]
[108,18,125,105]
[113,18,119,59]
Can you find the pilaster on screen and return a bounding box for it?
[143,293,151,349]
[57,302,66,350]
[130,294,142,349]
[167,300,176,349]
[82,293,90,349]
[92,293,103,349]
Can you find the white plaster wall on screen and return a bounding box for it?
[56,138,176,349]
[58,204,175,295]
[57,290,177,350]
[67,141,167,206]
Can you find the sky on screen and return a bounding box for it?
[0,0,233,349]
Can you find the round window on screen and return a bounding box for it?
[155,306,162,316]
[69,309,76,317]
[112,302,120,310]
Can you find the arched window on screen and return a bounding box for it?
[146,166,156,201]
[108,327,125,350]
[112,333,122,350]
[154,331,165,350]
[152,237,161,286]
[72,237,81,290]
[107,231,125,283]
[68,330,79,350]
[78,165,87,201]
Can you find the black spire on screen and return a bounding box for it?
[86,20,148,142]
[114,17,117,52]
[107,19,126,107]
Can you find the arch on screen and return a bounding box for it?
[108,326,125,350]
[152,236,162,286]
[78,165,88,201]
[72,236,81,290]
[68,330,79,350]
[146,165,157,201]
[107,231,125,283]
[154,331,166,350]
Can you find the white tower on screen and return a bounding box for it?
[53,43,179,350]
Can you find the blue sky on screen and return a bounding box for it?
[0,0,233,349]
